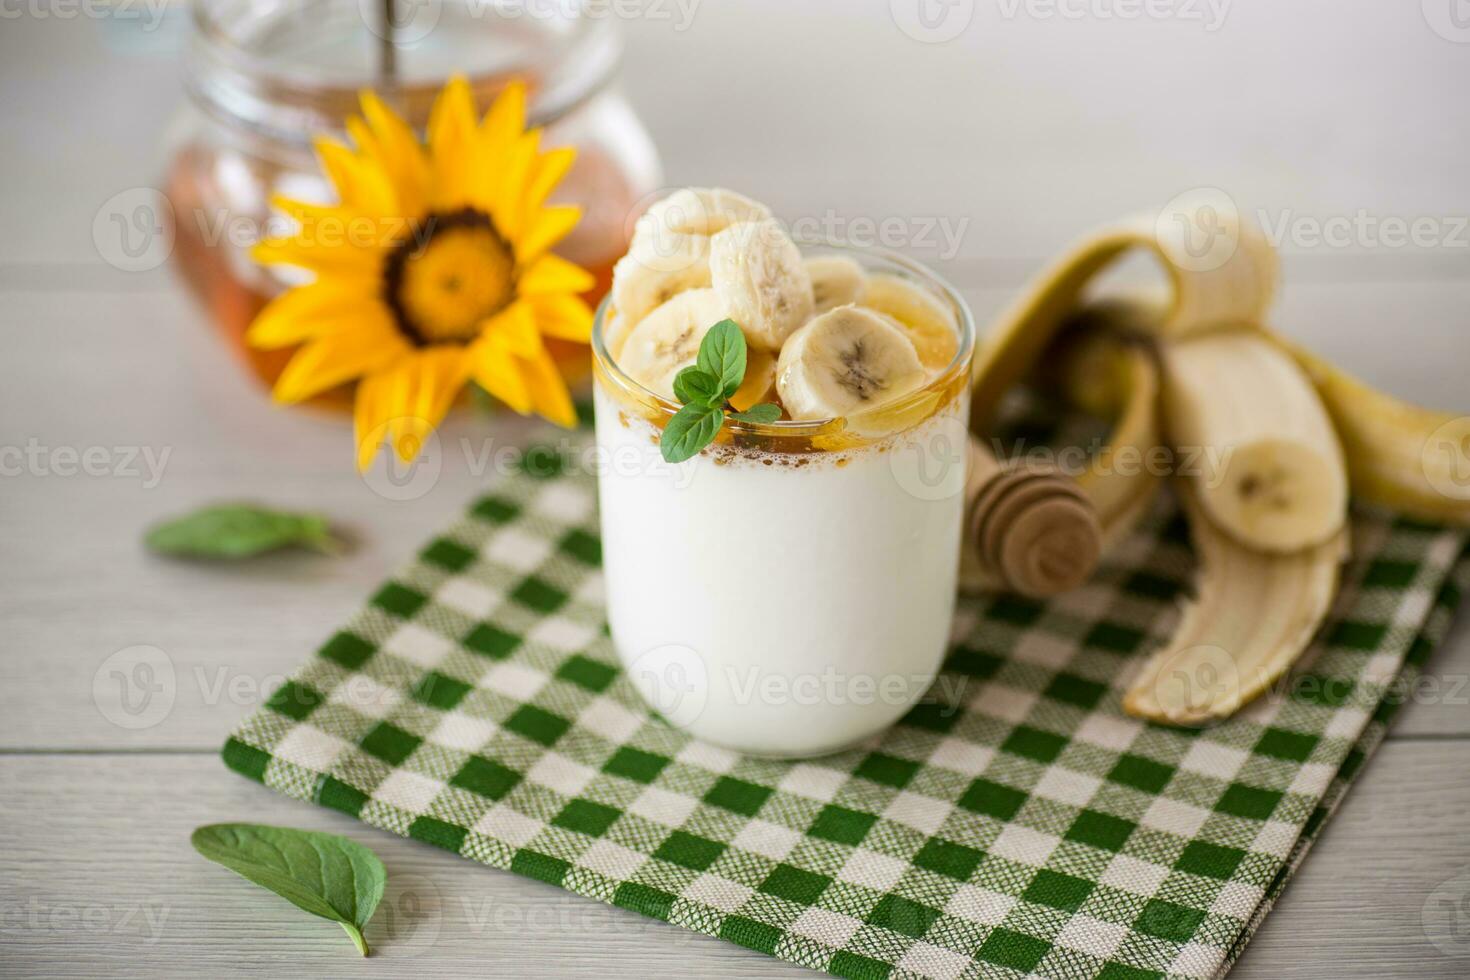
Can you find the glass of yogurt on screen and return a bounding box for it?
[592,213,975,757]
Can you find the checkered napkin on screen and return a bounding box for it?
[224,459,1468,980]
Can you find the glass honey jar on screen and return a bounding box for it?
[165,0,662,393]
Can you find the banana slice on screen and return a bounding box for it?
[610,232,712,339]
[617,288,728,402]
[641,187,772,237]
[730,348,777,413]
[1162,329,1348,553]
[777,305,926,420]
[1124,485,1347,726]
[710,220,814,351]
[805,255,868,313]
[860,273,960,373]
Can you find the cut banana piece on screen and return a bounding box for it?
[641,187,771,237]
[610,233,712,336]
[710,220,814,351]
[1278,338,1470,527]
[805,255,868,313]
[1162,329,1348,553]
[617,288,728,402]
[860,273,960,374]
[730,348,777,413]
[1124,485,1347,726]
[777,305,926,420]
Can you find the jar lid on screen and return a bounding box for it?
[187,0,621,146]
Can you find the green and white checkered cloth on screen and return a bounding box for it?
[224,446,1468,980]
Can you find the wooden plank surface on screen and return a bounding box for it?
[2,745,1466,979]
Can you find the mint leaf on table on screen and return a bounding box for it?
[661,403,724,463]
[191,824,386,956]
[730,403,782,425]
[696,318,748,400]
[145,504,339,559]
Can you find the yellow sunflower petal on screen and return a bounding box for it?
[268,194,408,251]
[482,301,543,358]
[272,311,409,404]
[489,131,540,238]
[525,292,594,343]
[359,90,431,219]
[520,346,578,428]
[467,335,533,416]
[515,205,582,262]
[428,75,478,211]
[247,284,386,349]
[401,346,471,460]
[250,234,383,278]
[477,79,527,166]
[313,138,396,214]
[518,253,595,296]
[353,368,395,471]
[524,145,577,214]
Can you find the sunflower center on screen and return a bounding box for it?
[384,209,516,346]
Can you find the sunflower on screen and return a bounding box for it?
[246,77,594,470]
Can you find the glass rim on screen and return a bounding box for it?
[592,241,977,439]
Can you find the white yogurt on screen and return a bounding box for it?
[594,385,969,757]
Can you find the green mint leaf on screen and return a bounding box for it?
[697,319,748,401]
[191,824,387,956]
[660,403,724,463]
[730,403,782,424]
[672,366,721,407]
[145,505,340,559]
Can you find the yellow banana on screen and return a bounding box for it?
[1123,486,1347,725]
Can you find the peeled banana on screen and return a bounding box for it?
[616,288,728,401]
[1123,486,1347,725]
[805,255,868,313]
[1161,329,1348,554]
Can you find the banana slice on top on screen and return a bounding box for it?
[710,220,815,351]
[777,305,927,420]
[610,232,712,340]
[805,255,868,313]
[860,273,960,373]
[617,288,728,402]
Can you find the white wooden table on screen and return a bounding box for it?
[3,5,1469,977]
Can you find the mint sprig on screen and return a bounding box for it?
[659,319,781,463]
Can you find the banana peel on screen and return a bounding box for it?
[971,194,1466,724]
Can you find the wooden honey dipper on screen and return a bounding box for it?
[960,438,1102,598]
